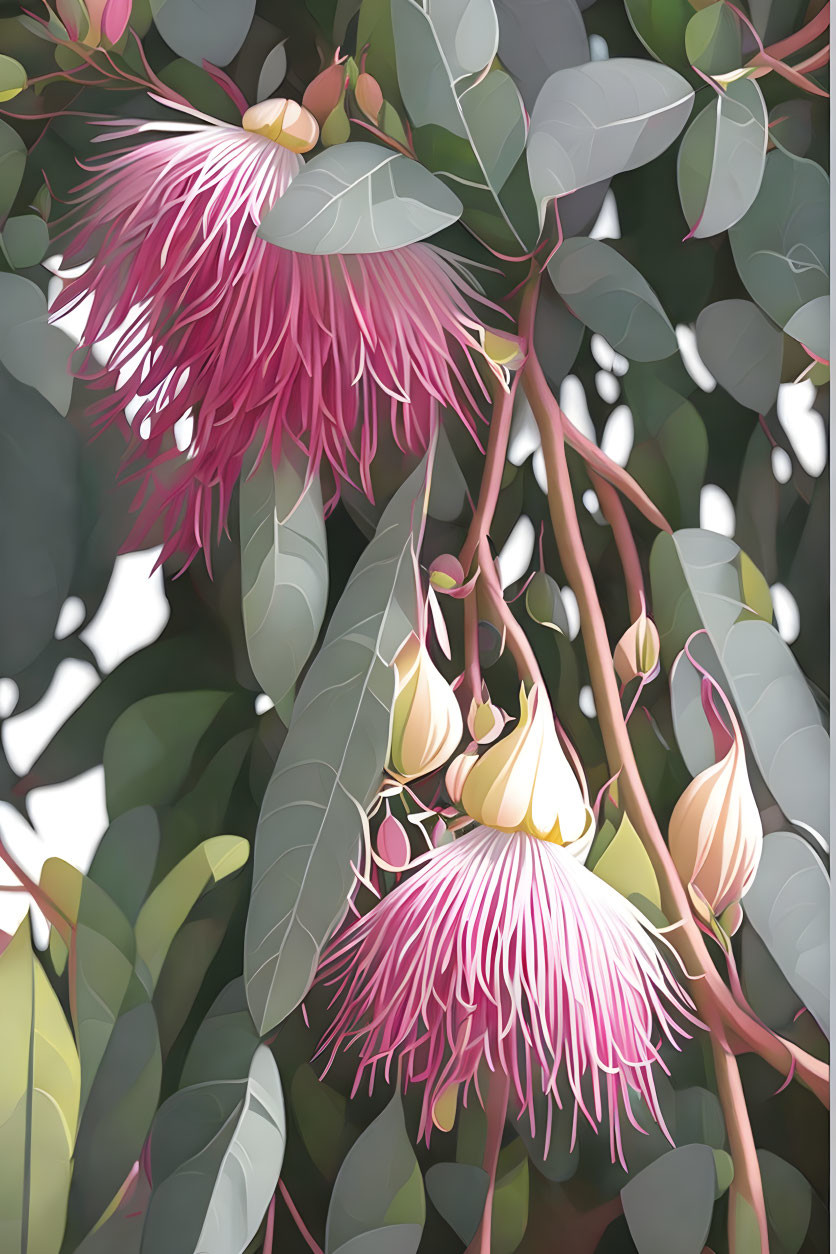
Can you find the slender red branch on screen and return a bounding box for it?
[711,1027,769,1253]
[465,1069,511,1254]
[278,1180,324,1254]
[761,3,829,60]
[589,470,645,620]
[562,418,672,534]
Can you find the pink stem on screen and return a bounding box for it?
[278,1180,324,1254]
[590,470,645,620]
[465,1069,511,1254]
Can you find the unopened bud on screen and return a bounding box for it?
[389,634,463,781]
[614,603,660,685]
[429,554,465,591]
[355,71,383,123]
[467,685,507,745]
[302,61,346,126]
[445,747,478,804]
[374,804,412,871]
[242,98,319,153]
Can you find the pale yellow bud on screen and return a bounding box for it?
[460,684,593,846]
[668,709,762,934]
[445,747,478,804]
[614,604,660,685]
[389,635,463,781]
[242,98,320,153]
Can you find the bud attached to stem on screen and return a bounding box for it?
[389,634,463,782]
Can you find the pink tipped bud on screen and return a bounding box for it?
[668,695,762,934]
[58,0,131,46]
[374,805,412,871]
[614,603,661,685]
[302,61,347,126]
[389,634,463,782]
[445,747,478,804]
[355,71,384,123]
[429,554,465,591]
[242,98,320,153]
[467,684,508,745]
[460,684,593,848]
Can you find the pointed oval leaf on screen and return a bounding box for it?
[495,0,588,111]
[695,299,782,412]
[391,0,498,135]
[621,1144,716,1254]
[150,0,255,66]
[684,3,741,76]
[729,149,829,332]
[258,142,462,254]
[0,117,26,220]
[425,1164,488,1244]
[0,924,80,1254]
[245,456,431,1032]
[783,295,829,362]
[548,237,676,361]
[326,1091,425,1254]
[677,78,767,239]
[257,41,287,102]
[624,0,694,69]
[241,441,328,709]
[743,832,829,1035]
[528,59,693,215]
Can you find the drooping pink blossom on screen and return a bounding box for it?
[317,825,700,1166]
[52,103,493,567]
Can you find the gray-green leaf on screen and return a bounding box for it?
[150,0,255,66]
[677,78,767,239]
[743,832,829,1036]
[695,299,782,412]
[548,238,676,361]
[528,59,693,217]
[258,142,462,254]
[245,455,430,1032]
[241,442,328,709]
[621,1144,716,1254]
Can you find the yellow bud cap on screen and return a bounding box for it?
[389,635,463,782]
[242,98,320,153]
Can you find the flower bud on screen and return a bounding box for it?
[58,0,131,45]
[460,684,593,846]
[668,699,762,934]
[302,61,346,126]
[242,98,320,153]
[614,603,660,685]
[355,72,383,123]
[445,746,478,804]
[374,804,412,871]
[467,685,507,745]
[429,554,464,591]
[389,634,463,781]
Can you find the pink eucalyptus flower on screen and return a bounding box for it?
[317,824,699,1165]
[52,101,493,567]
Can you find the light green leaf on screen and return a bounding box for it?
[548,237,676,361]
[241,441,328,709]
[729,149,829,333]
[135,835,249,988]
[526,570,570,634]
[245,455,430,1031]
[651,530,829,841]
[528,59,693,216]
[0,55,26,102]
[684,3,741,76]
[591,813,662,908]
[326,1091,425,1254]
[758,1150,813,1254]
[677,78,767,239]
[142,981,285,1254]
[624,0,694,69]
[103,690,230,817]
[492,1141,529,1254]
[695,299,782,412]
[0,923,80,1254]
[258,142,462,254]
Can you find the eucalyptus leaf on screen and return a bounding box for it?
[621,1144,716,1254]
[150,0,255,66]
[258,142,462,254]
[684,3,741,76]
[0,116,25,221]
[0,54,26,102]
[783,295,829,362]
[494,0,588,111]
[528,59,693,216]
[425,1163,488,1244]
[143,982,284,1254]
[677,78,767,239]
[548,238,676,361]
[241,442,328,709]
[729,150,829,334]
[135,835,249,988]
[88,806,161,925]
[245,455,430,1032]
[0,924,80,1254]
[650,530,829,844]
[0,362,79,676]
[695,300,782,412]
[2,214,49,268]
[624,0,694,69]
[758,1150,813,1254]
[743,831,829,1035]
[391,0,529,249]
[257,41,287,102]
[326,1091,425,1254]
